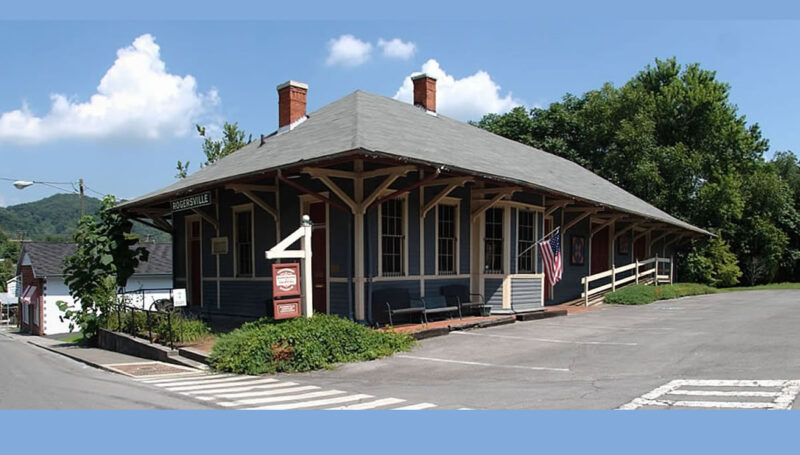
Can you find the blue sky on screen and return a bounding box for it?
[1,19,798,207]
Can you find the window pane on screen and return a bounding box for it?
[517,210,536,273]
[381,199,404,276]
[236,210,253,276]
[484,207,504,274]
[437,205,456,274]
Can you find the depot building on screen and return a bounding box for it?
[117,76,710,326]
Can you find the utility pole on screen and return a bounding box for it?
[79,178,85,217]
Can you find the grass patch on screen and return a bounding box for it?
[604,283,718,305]
[719,283,800,292]
[209,314,415,375]
[57,333,85,344]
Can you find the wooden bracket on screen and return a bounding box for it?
[562,208,601,233]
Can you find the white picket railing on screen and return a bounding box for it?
[580,256,673,306]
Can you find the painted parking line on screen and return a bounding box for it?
[529,322,676,331]
[452,330,638,346]
[619,379,800,410]
[396,354,569,372]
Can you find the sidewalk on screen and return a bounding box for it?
[1,327,199,377]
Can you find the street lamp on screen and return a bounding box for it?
[5,178,86,216]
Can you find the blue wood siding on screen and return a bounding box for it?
[511,277,543,311]
[484,278,503,309]
[458,187,471,275]
[425,278,469,298]
[329,207,352,279]
[557,212,591,302]
[329,282,352,318]
[423,204,436,275]
[203,280,271,318]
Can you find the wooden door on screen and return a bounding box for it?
[634,236,647,262]
[187,219,202,306]
[591,225,610,275]
[309,202,327,314]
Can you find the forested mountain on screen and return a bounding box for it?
[0,194,170,242]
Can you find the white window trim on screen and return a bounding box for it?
[232,203,255,278]
[434,197,460,276]
[516,208,540,274]
[377,192,409,277]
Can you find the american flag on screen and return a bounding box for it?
[538,230,562,286]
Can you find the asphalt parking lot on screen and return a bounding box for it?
[295,290,800,409]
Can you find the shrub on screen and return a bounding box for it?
[604,283,718,305]
[209,314,415,375]
[686,237,742,287]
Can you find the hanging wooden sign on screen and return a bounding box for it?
[272,263,301,298]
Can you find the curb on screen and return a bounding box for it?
[25,340,126,376]
[516,309,568,321]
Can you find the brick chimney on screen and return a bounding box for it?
[412,73,437,112]
[277,80,308,129]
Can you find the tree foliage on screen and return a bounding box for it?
[0,230,19,291]
[176,122,252,179]
[475,58,800,285]
[59,195,150,337]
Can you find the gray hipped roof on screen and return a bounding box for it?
[119,91,709,235]
[18,242,172,278]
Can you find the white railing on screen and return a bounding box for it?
[580,256,673,306]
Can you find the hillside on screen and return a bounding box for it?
[0,194,171,242]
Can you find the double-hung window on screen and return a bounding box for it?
[437,204,457,275]
[380,198,405,276]
[484,207,504,274]
[234,207,253,277]
[517,210,537,273]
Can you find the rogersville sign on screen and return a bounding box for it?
[170,191,212,212]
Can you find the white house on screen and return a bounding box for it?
[17,242,173,335]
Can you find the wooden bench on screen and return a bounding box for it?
[421,295,460,321]
[374,288,426,326]
[441,284,486,317]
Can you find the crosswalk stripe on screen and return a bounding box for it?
[219,390,345,407]
[392,403,437,410]
[630,398,778,409]
[181,381,298,396]
[164,379,278,392]
[668,390,781,398]
[327,398,406,410]
[215,385,320,400]
[247,394,373,410]
[140,374,231,384]
[155,376,260,388]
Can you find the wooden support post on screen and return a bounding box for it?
[654,254,659,286]
[635,259,640,284]
[302,218,313,317]
[583,278,589,307]
[611,264,616,292]
[670,256,674,284]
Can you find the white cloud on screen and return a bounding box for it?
[325,34,372,67]
[394,59,521,121]
[377,38,416,60]
[0,34,219,146]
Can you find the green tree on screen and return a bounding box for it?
[685,237,742,287]
[0,230,20,291]
[59,195,149,338]
[176,122,252,179]
[474,58,799,285]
